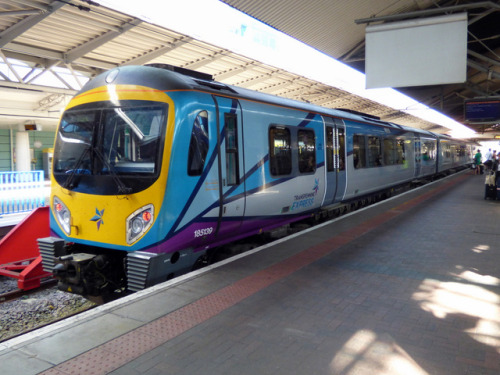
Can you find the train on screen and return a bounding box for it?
[38,64,475,298]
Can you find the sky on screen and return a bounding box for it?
[99,0,475,138]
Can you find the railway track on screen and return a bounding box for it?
[0,278,57,304]
[0,277,96,343]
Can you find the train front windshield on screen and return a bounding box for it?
[53,101,168,195]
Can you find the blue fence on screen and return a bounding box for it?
[0,171,46,215]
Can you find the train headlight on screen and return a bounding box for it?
[54,196,71,235]
[126,204,154,244]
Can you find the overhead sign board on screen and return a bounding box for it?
[464,99,500,123]
[365,13,468,89]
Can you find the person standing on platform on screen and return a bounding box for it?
[485,148,492,162]
[484,148,493,170]
[474,149,482,175]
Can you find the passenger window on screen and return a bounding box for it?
[383,138,395,165]
[338,128,345,171]
[368,136,382,167]
[187,111,209,176]
[269,127,292,176]
[396,140,405,164]
[298,129,316,173]
[326,127,334,172]
[353,135,366,169]
[422,141,436,161]
[443,143,451,158]
[225,113,239,185]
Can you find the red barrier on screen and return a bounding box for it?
[0,206,52,290]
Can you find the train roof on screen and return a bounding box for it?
[80,65,460,140]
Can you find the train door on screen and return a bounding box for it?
[324,117,346,205]
[414,135,422,178]
[213,96,245,237]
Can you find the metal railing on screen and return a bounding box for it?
[0,171,46,215]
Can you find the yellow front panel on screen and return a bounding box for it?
[52,182,164,246]
[51,84,176,247]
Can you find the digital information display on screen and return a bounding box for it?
[464,99,500,123]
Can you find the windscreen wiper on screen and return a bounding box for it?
[63,146,91,190]
[92,147,132,195]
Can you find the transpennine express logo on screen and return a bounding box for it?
[313,178,319,194]
[90,208,105,230]
[291,179,320,211]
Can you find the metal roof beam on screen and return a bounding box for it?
[10,0,52,11]
[0,1,66,47]
[121,37,193,66]
[0,80,77,95]
[340,40,365,63]
[3,42,116,70]
[64,64,84,89]
[3,42,60,59]
[64,18,142,63]
[237,71,281,88]
[259,78,299,93]
[2,49,50,66]
[0,50,23,83]
[467,60,500,81]
[184,51,226,70]
[25,60,60,84]
[49,67,73,90]
[355,1,500,24]
[469,8,497,25]
[0,10,44,16]
[216,63,257,81]
[468,49,500,67]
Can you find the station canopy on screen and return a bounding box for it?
[0,0,498,139]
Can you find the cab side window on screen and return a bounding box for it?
[188,111,209,176]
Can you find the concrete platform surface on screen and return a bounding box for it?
[1,170,499,375]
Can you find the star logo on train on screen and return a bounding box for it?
[90,208,105,230]
[313,179,319,194]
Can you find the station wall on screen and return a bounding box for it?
[0,130,56,174]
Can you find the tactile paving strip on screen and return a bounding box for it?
[38,174,466,375]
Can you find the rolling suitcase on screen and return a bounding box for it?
[485,172,496,200]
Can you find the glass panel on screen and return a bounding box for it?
[326,126,334,172]
[225,114,237,149]
[226,153,237,185]
[100,105,165,174]
[383,138,395,165]
[54,103,166,177]
[396,140,405,164]
[298,129,316,173]
[353,135,366,169]
[338,128,345,171]
[368,136,382,167]
[269,127,291,176]
[422,141,436,162]
[224,113,239,185]
[188,111,209,176]
[54,110,95,174]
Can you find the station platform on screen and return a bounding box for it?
[1,170,499,375]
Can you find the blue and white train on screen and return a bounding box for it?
[38,65,474,297]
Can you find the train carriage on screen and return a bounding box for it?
[39,64,474,298]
